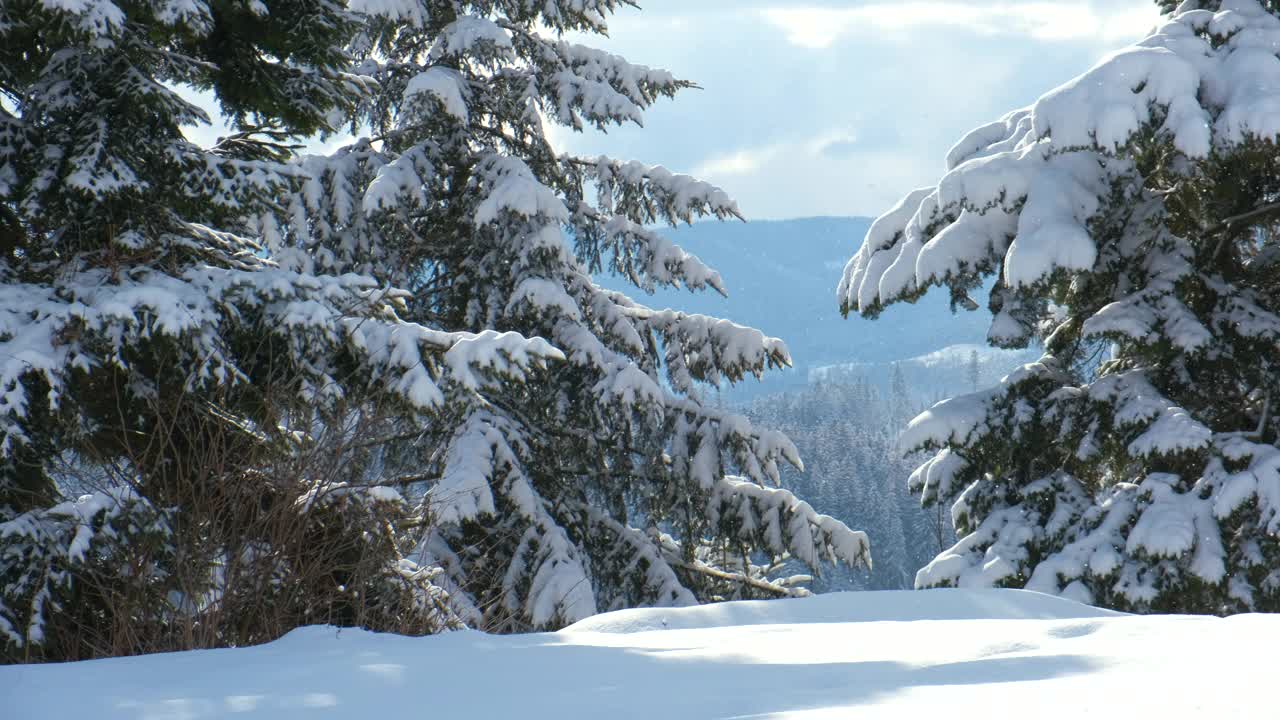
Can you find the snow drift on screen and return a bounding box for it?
[4,589,1267,720]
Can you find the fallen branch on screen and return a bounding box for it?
[668,559,797,598]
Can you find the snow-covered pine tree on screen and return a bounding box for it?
[0,0,561,660]
[889,362,911,423]
[840,0,1280,613]
[283,0,871,631]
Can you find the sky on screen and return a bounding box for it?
[551,0,1164,220]
[177,1,1167,223]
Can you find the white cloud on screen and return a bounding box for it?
[805,128,861,157]
[761,3,1161,49]
[688,126,916,218]
[431,0,1165,219]
[695,145,781,177]
[696,127,865,178]
[706,143,927,220]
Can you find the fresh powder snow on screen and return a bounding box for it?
[3,589,1269,719]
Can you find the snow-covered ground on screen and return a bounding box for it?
[4,589,1266,719]
[808,343,1038,403]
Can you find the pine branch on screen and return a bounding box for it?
[668,558,796,598]
[351,429,428,450]
[1215,390,1274,441]
[1205,199,1280,237]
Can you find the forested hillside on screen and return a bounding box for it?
[746,379,953,591]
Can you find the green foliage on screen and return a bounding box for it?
[0,0,477,662]
[842,3,1280,613]
[1,0,867,660]
[279,1,870,631]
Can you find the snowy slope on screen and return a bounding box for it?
[810,343,1039,403]
[5,589,1269,720]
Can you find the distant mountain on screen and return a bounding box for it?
[813,343,1039,406]
[594,217,1007,399]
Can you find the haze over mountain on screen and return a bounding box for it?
[596,217,1015,399]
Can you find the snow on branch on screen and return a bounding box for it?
[0,487,165,648]
[0,262,563,456]
[508,24,687,130]
[583,156,741,225]
[840,1,1280,319]
[708,476,871,572]
[573,206,727,295]
[580,506,698,610]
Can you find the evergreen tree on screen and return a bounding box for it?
[281,0,870,631]
[0,0,565,660]
[840,0,1280,613]
[889,362,910,424]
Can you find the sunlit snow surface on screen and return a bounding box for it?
[4,589,1268,719]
